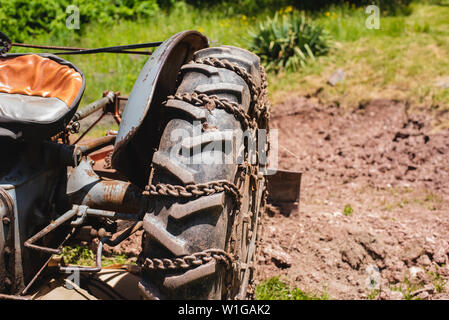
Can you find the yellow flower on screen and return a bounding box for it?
[198,27,204,33]
[285,6,293,13]
[241,14,247,20]
[325,11,330,17]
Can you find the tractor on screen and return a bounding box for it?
[0,30,276,300]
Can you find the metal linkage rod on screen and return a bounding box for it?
[72,91,115,122]
[24,205,142,255]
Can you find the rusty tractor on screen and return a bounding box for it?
[0,31,300,300]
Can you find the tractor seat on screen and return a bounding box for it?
[0,54,85,140]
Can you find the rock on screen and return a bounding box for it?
[356,232,388,260]
[378,290,389,300]
[327,69,346,86]
[433,247,447,265]
[417,254,432,267]
[390,290,404,300]
[408,266,425,283]
[340,243,366,270]
[262,244,292,268]
[439,266,449,277]
[379,289,403,300]
[383,270,404,283]
[416,291,430,300]
[411,284,434,297]
[401,239,425,262]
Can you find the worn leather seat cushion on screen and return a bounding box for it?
[0,93,68,123]
[0,54,84,139]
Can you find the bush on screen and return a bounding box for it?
[0,0,161,42]
[183,0,413,15]
[249,11,331,72]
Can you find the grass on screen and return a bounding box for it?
[380,187,444,212]
[255,277,329,300]
[390,275,424,300]
[427,266,447,293]
[59,245,132,267]
[269,2,449,130]
[9,2,449,134]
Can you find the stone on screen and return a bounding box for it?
[401,239,425,262]
[379,289,403,300]
[262,244,292,268]
[408,266,425,283]
[327,69,346,86]
[417,254,432,267]
[389,290,404,300]
[433,247,447,265]
[340,243,366,270]
[416,291,429,300]
[436,77,449,89]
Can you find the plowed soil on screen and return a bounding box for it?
[256,96,449,300]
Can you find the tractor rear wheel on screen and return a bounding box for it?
[137,45,269,300]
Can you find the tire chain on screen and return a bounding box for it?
[165,92,257,130]
[144,180,241,209]
[141,57,271,300]
[192,57,270,125]
[142,249,234,271]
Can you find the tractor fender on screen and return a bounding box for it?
[111,31,208,187]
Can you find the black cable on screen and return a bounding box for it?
[49,41,162,55]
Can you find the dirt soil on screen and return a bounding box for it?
[256,96,449,300]
[110,95,449,300]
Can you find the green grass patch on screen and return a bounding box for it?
[256,277,328,300]
[59,245,133,267]
[8,1,449,135]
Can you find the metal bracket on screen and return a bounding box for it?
[71,205,88,226]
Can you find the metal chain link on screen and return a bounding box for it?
[142,249,234,271]
[166,92,257,130]
[258,65,271,127]
[193,57,271,124]
[144,180,241,209]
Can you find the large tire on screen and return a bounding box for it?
[137,46,267,300]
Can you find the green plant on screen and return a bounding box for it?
[0,0,161,42]
[256,277,328,300]
[249,11,331,72]
[60,245,95,266]
[343,204,354,216]
[428,269,447,293]
[367,289,380,299]
[59,245,134,267]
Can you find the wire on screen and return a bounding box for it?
[12,41,162,55]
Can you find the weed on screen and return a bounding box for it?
[58,245,134,267]
[343,204,354,216]
[390,275,424,300]
[256,277,328,300]
[249,11,331,72]
[367,289,380,300]
[427,268,447,293]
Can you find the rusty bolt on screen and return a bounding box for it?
[98,228,108,238]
